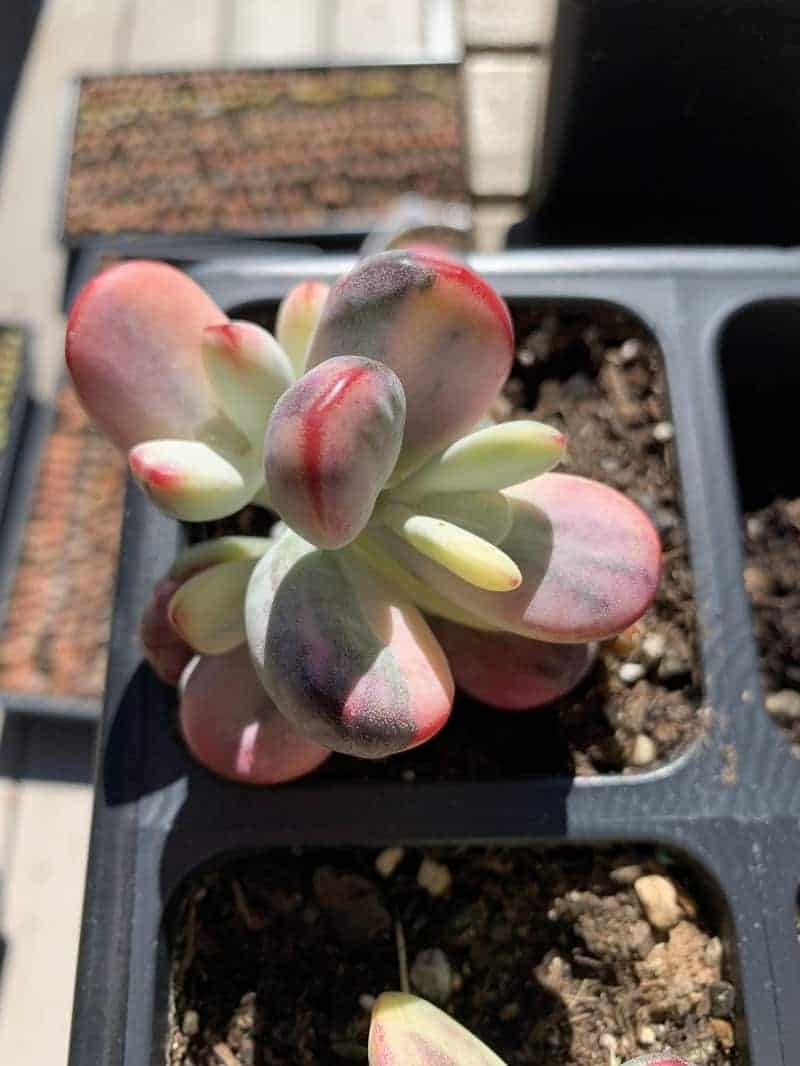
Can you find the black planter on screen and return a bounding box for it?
[68,249,800,1066]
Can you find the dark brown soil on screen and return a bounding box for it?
[216,303,700,779]
[167,846,737,1066]
[743,498,800,753]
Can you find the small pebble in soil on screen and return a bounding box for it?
[705,936,724,965]
[630,733,657,766]
[637,1024,656,1046]
[743,565,774,600]
[499,1002,520,1021]
[181,1010,199,1037]
[765,689,800,721]
[635,874,683,930]
[610,864,644,885]
[417,857,452,898]
[619,662,646,684]
[410,948,453,1005]
[642,632,667,662]
[358,994,376,1012]
[652,420,674,443]
[312,867,391,947]
[620,338,643,362]
[374,847,405,878]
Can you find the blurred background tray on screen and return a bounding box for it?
[61,62,468,245]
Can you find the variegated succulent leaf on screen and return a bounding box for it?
[202,320,294,446]
[430,618,595,710]
[370,473,662,643]
[306,249,514,477]
[180,645,331,785]
[275,279,330,376]
[65,260,297,522]
[368,993,507,1066]
[245,527,453,758]
[265,356,406,549]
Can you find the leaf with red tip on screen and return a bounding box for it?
[622,1058,694,1066]
[372,473,661,642]
[245,530,453,758]
[368,992,506,1066]
[129,439,261,522]
[202,320,294,445]
[430,618,594,710]
[306,249,514,476]
[139,577,194,686]
[275,279,330,375]
[179,645,330,785]
[66,260,227,451]
[265,356,406,549]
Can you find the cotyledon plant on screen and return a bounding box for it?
[368,993,692,1066]
[66,249,661,784]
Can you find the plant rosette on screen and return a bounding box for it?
[66,250,661,784]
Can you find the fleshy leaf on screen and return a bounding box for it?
[129,440,261,522]
[265,356,406,549]
[202,321,294,444]
[245,530,453,757]
[275,279,330,376]
[416,491,512,545]
[368,992,506,1066]
[180,645,330,784]
[373,473,662,642]
[169,535,271,581]
[394,420,565,499]
[168,558,257,654]
[622,1058,693,1066]
[306,249,514,476]
[66,260,226,451]
[431,618,594,710]
[139,577,194,686]
[379,503,521,592]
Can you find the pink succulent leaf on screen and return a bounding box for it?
[368,992,506,1066]
[139,577,194,686]
[179,645,330,785]
[275,279,330,376]
[621,1058,694,1066]
[305,249,514,476]
[430,618,594,710]
[245,529,453,758]
[66,260,227,451]
[265,356,406,549]
[374,473,661,642]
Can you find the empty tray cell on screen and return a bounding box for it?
[166,845,739,1066]
[214,298,700,782]
[720,301,800,754]
[0,383,126,705]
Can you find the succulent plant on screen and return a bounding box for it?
[67,250,661,783]
[367,993,692,1066]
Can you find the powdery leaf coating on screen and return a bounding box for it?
[275,279,330,376]
[245,530,453,758]
[66,260,226,451]
[306,249,514,476]
[129,439,260,522]
[168,558,258,655]
[202,320,294,445]
[139,577,194,686]
[265,356,406,549]
[179,645,330,785]
[373,473,662,642]
[431,618,594,710]
[621,1058,693,1066]
[368,992,506,1066]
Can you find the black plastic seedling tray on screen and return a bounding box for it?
[69,249,800,1066]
